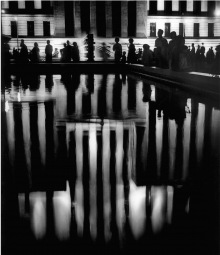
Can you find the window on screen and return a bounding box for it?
[43,21,50,36]
[96,1,106,37]
[179,23,184,36]
[11,21,17,37]
[165,23,170,37]
[208,23,214,37]
[164,1,172,15]
[128,1,136,37]
[193,1,201,15]
[112,1,121,37]
[42,1,51,10]
[27,21,34,36]
[25,1,34,11]
[194,23,199,37]
[179,1,186,15]
[9,1,18,11]
[149,0,157,15]
[150,23,156,37]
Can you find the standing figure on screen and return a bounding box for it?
[113,37,122,63]
[155,29,168,68]
[142,44,153,66]
[60,43,67,62]
[72,42,80,62]
[127,38,136,63]
[168,31,177,69]
[20,39,29,63]
[66,40,72,62]
[121,51,127,64]
[30,42,40,62]
[45,40,53,63]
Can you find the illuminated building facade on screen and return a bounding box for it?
[1,1,220,56]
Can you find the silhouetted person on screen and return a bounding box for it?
[121,51,126,64]
[113,37,122,63]
[52,48,59,58]
[72,42,80,62]
[206,47,214,66]
[127,38,136,63]
[195,45,201,71]
[155,29,168,68]
[2,40,10,66]
[45,40,53,63]
[142,44,153,66]
[191,43,196,67]
[137,48,143,63]
[211,45,220,75]
[60,43,67,62]
[171,35,187,71]
[168,31,177,69]
[30,42,40,63]
[13,48,19,62]
[66,40,72,62]
[20,39,29,63]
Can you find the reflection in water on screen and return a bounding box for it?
[2,73,220,255]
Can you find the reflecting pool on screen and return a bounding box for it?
[2,73,220,255]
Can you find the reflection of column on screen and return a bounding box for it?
[146,101,157,183]
[98,74,107,119]
[30,102,42,190]
[121,1,128,37]
[156,115,163,178]
[83,130,90,240]
[123,129,129,216]
[97,129,104,243]
[38,103,46,167]
[127,77,136,111]
[45,100,55,194]
[6,103,15,167]
[106,1,112,37]
[188,100,198,179]
[89,124,97,240]
[109,130,118,239]
[102,122,111,241]
[90,1,97,36]
[74,1,82,37]
[161,115,169,182]
[169,120,176,180]
[113,74,122,114]
[196,103,205,168]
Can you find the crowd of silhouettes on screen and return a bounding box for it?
[2,36,220,75]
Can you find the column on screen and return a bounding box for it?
[106,1,112,37]
[34,0,41,9]
[186,0,193,12]
[1,1,9,8]
[172,0,179,11]
[53,1,65,36]
[74,1,81,37]
[157,0,164,11]
[121,1,128,37]
[136,1,147,37]
[201,0,208,12]
[90,1,97,36]
[18,1,25,9]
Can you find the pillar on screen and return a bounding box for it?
[18,1,25,9]
[186,0,193,12]
[121,1,128,37]
[136,1,148,37]
[172,0,179,11]
[53,1,65,37]
[201,0,208,12]
[106,1,112,37]
[90,1,97,36]
[74,1,81,37]
[34,0,41,9]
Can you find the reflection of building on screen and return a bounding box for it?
[1,1,220,56]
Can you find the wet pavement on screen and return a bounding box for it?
[1,73,220,255]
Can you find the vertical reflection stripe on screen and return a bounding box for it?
[196,103,205,166]
[22,103,32,187]
[38,103,46,166]
[6,103,15,167]
[89,123,97,240]
[183,108,191,180]
[156,113,163,177]
[169,120,176,179]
